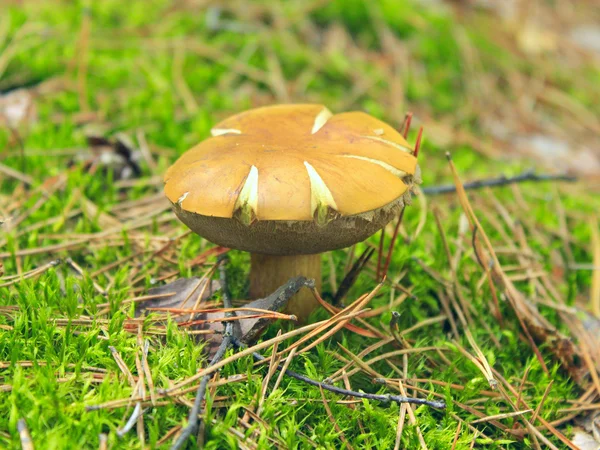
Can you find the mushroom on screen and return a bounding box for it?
[164,104,421,322]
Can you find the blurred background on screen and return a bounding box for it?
[1,0,599,181]
[1,1,599,448]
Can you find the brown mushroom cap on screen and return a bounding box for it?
[164,104,420,255]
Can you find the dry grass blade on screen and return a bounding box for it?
[0,259,60,287]
[279,284,381,357]
[166,309,370,392]
[271,347,297,394]
[319,385,355,450]
[86,375,247,411]
[494,371,577,450]
[394,403,408,450]
[108,346,136,387]
[190,266,219,311]
[446,153,587,384]
[396,379,428,450]
[295,303,375,355]
[157,426,181,447]
[66,257,106,295]
[75,7,91,112]
[98,433,107,450]
[579,339,600,398]
[590,217,600,318]
[17,418,34,450]
[96,292,175,309]
[470,409,533,424]
[401,112,413,139]
[3,173,67,234]
[454,331,497,389]
[141,340,156,405]
[135,130,157,173]
[172,44,199,115]
[179,312,295,327]
[333,346,444,381]
[336,343,381,379]
[313,288,380,338]
[116,402,143,438]
[450,422,461,450]
[0,162,34,185]
[530,381,553,426]
[376,228,385,281]
[256,330,282,417]
[154,306,292,318]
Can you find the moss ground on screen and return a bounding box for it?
[1,1,599,449]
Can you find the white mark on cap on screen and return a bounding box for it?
[362,135,413,153]
[340,155,408,178]
[304,161,338,224]
[177,192,189,205]
[234,165,259,224]
[211,128,242,136]
[373,128,384,136]
[311,107,333,134]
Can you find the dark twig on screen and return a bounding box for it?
[231,337,446,410]
[376,229,385,282]
[171,256,234,450]
[421,170,576,196]
[239,276,311,344]
[381,207,406,281]
[333,247,374,306]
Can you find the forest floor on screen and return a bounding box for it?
[1,0,599,449]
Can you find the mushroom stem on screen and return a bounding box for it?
[250,253,322,323]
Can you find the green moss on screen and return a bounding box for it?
[0,0,598,448]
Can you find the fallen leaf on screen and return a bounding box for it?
[572,430,599,450]
[569,25,600,57]
[0,88,37,127]
[584,411,600,443]
[138,277,223,355]
[138,276,313,356]
[573,410,600,450]
[138,277,221,313]
[72,131,143,180]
